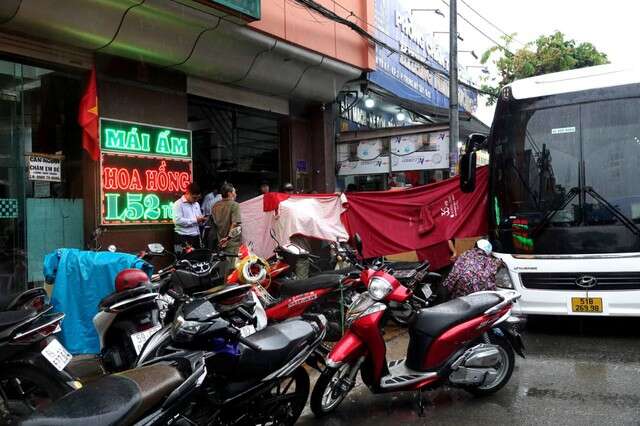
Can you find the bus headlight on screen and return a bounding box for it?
[495,267,514,289]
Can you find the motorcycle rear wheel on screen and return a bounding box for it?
[310,363,354,417]
[246,366,310,426]
[465,334,515,396]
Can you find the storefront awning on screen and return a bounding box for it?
[0,0,360,103]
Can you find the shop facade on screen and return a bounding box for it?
[0,0,373,290]
[335,0,488,191]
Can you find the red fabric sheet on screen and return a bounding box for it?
[342,167,488,265]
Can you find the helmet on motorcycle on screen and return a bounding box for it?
[115,269,150,293]
[476,239,493,255]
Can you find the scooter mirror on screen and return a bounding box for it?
[354,233,363,255]
[148,243,165,254]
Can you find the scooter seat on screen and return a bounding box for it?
[21,363,183,426]
[277,274,344,297]
[98,285,155,310]
[411,292,503,338]
[0,309,36,328]
[0,288,46,311]
[406,293,503,371]
[234,320,316,379]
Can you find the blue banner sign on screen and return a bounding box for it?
[371,0,478,113]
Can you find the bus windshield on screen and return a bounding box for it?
[489,94,640,255]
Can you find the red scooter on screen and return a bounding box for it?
[310,236,524,416]
[227,243,362,340]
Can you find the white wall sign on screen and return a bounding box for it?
[390,131,449,171]
[337,139,390,176]
[27,154,62,182]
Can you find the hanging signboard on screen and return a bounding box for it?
[196,0,260,20]
[100,118,192,226]
[27,153,62,182]
[337,139,390,176]
[390,131,449,171]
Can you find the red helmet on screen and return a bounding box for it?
[115,269,150,293]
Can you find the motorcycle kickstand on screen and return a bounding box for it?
[416,388,429,417]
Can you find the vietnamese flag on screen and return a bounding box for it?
[78,66,99,160]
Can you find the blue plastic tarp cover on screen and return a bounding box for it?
[46,249,153,355]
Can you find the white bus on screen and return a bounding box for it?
[461,64,640,317]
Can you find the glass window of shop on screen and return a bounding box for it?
[188,96,281,203]
[0,59,83,294]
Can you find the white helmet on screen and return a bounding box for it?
[476,239,493,255]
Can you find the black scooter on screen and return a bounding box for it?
[22,300,327,426]
[0,304,79,423]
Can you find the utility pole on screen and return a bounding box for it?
[449,0,459,175]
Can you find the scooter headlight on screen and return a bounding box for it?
[495,267,514,289]
[369,277,393,301]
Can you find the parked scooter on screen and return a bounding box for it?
[228,242,361,341]
[310,235,524,417]
[22,300,328,425]
[0,305,79,423]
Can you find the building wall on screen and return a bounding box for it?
[250,0,375,70]
[84,55,188,254]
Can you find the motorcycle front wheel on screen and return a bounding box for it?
[310,363,355,417]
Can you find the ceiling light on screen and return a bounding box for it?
[396,112,406,121]
[364,97,375,109]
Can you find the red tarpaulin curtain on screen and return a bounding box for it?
[78,65,99,161]
[342,166,489,268]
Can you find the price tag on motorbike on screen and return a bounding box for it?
[131,324,162,355]
[239,324,256,338]
[41,338,72,371]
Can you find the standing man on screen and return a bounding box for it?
[212,183,242,276]
[201,184,222,217]
[173,183,206,252]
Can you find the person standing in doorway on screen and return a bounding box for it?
[173,183,205,252]
[212,183,242,276]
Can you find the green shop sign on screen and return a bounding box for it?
[100,118,191,159]
[99,118,193,226]
[202,0,260,20]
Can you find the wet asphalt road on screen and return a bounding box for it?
[298,317,640,426]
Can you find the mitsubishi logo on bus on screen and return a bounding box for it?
[575,275,598,289]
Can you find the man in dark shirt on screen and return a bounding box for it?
[212,183,242,276]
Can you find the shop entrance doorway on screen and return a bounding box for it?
[188,97,282,203]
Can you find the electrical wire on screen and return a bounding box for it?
[459,0,525,47]
[292,0,494,97]
[440,0,514,56]
[96,0,146,51]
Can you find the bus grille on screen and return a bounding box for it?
[520,272,640,290]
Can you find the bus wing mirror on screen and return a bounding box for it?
[460,151,477,192]
[459,133,486,193]
[466,133,488,151]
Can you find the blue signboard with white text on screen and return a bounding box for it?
[370,0,478,113]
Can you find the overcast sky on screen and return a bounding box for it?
[404,0,637,125]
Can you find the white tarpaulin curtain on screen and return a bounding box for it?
[239,194,348,259]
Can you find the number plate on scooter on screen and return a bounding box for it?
[240,324,256,337]
[131,324,162,355]
[41,338,72,371]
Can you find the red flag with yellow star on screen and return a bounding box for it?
[78,66,99,160]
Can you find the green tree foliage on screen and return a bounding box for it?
[480,31,609,105]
